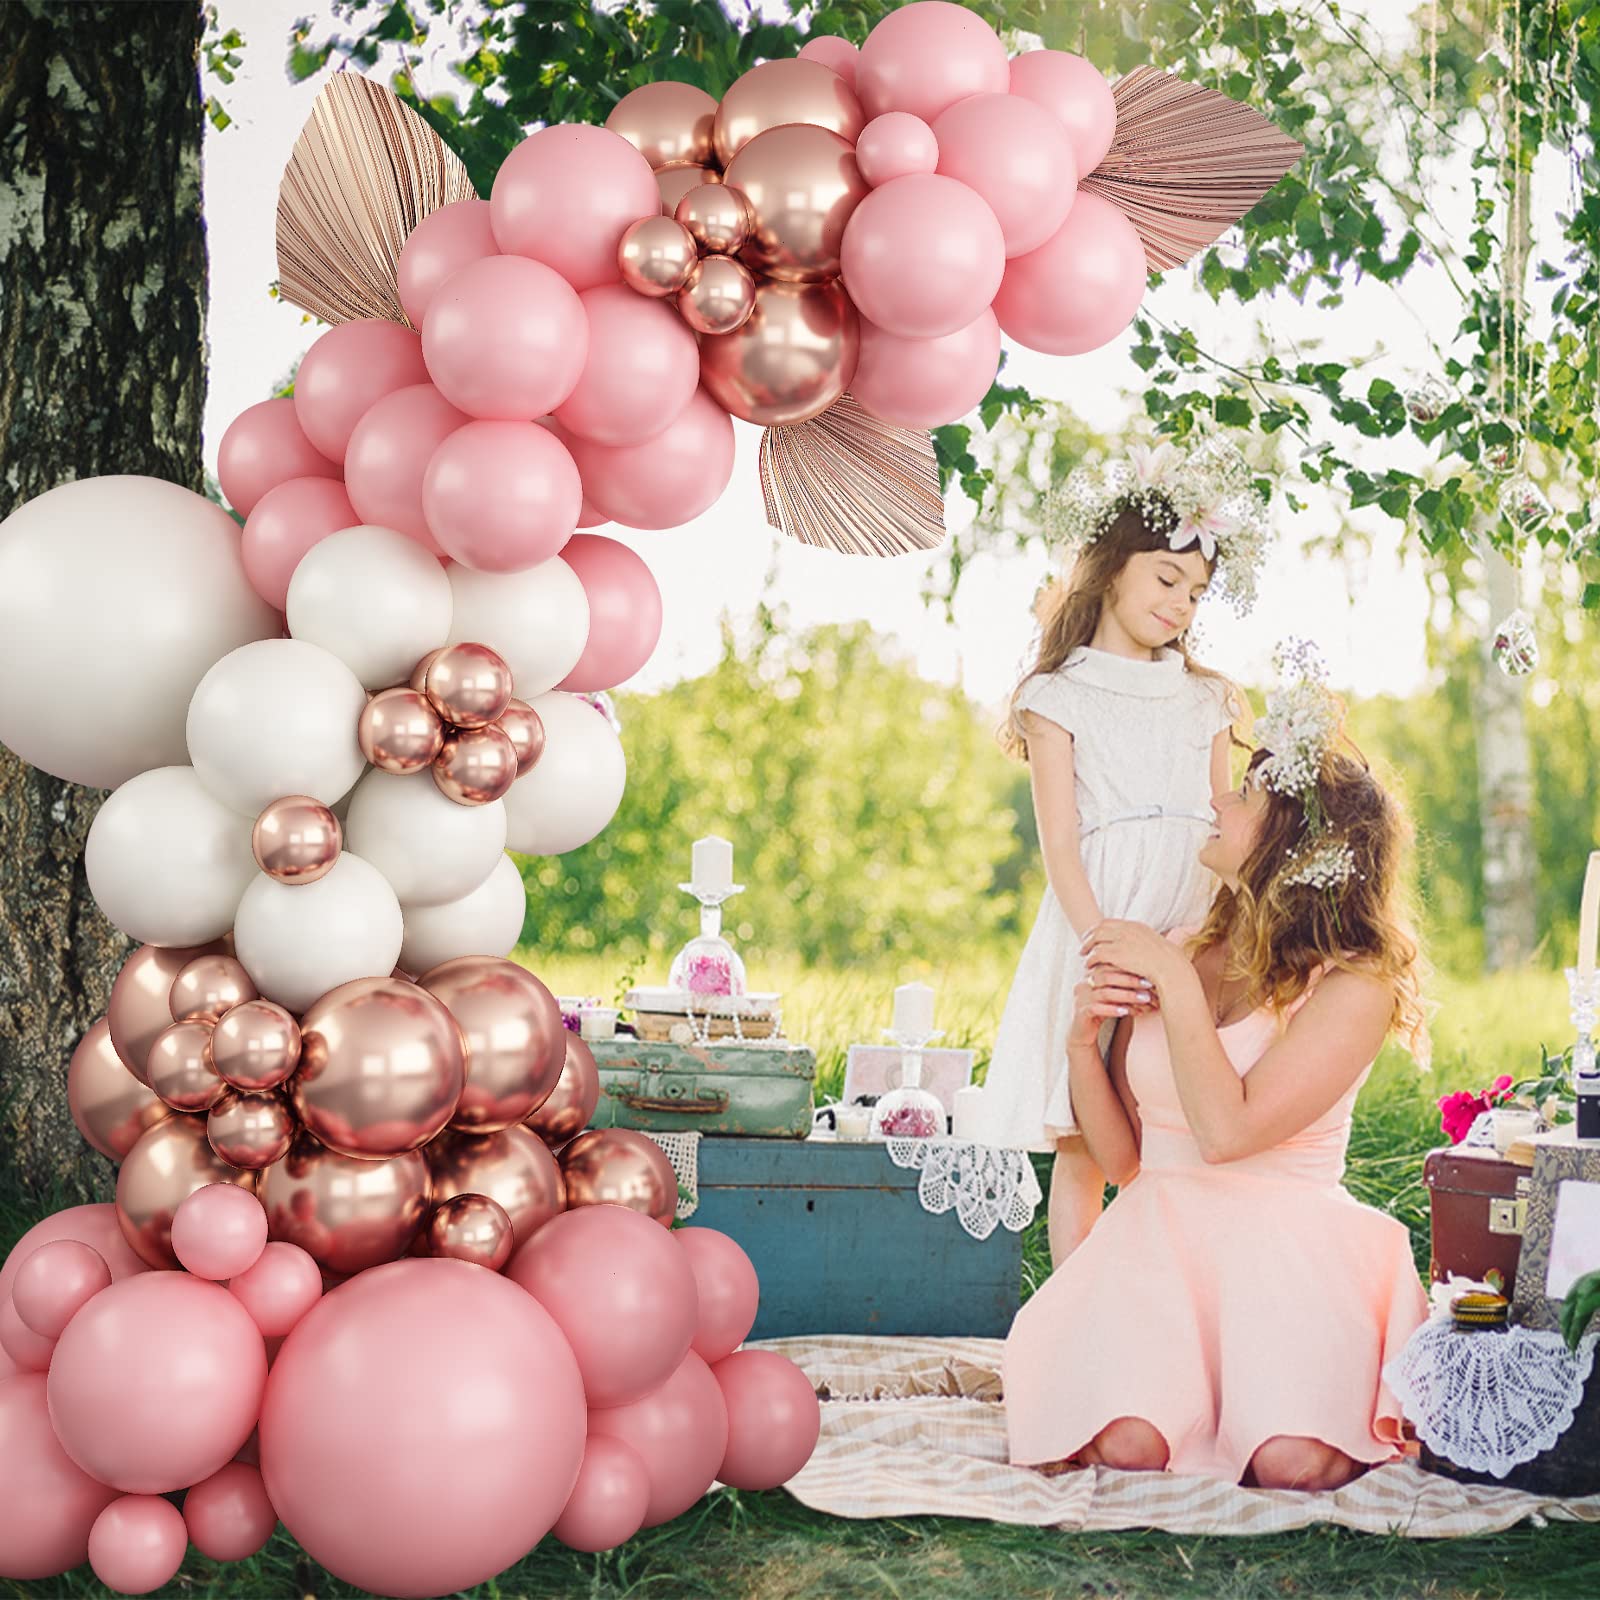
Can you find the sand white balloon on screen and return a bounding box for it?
[233,851,405,1012]
[84,766,257,946]
[502,692,626,856]
[446,557,590,701]
[0,476,278,788]
[343,768,508,907]
[396,853,527,974]
[187,638,368,816]
[286,524,453,689]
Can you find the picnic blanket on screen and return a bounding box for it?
[747,1333,1600,1538]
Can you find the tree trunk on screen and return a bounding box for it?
[0,3,207,1207]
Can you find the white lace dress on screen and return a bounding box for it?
[970,647,1235,1153]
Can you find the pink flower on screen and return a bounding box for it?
[1438,1089,1487,1145]
[1488,1075,1515,1103]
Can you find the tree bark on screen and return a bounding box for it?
[0,3,207,1206]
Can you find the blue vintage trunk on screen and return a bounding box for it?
[691,1138,1023,1339]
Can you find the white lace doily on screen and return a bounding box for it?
[1384,1321,1598,1477]
[639,1129,701,1220]
[883,1138,1043,1240]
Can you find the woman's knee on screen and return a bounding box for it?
[1248,1436,1362,1492]
[1089,1416,1169,1472]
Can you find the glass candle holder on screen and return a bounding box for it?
[668,883,747,999]
[869,1027,947,1140]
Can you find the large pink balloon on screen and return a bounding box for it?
[852,308,1000,430]
[241,476,359,611]
[343,383,466,552]
[48,1272,267,1494]
[227,1241,323,1339]
[260,1259,586,1598]
[492,124,661,294]
[397,198,498,327]
[797,35,859,91]
[1009,49,1119,178]
[854,112,939,187]
[423,420,582,572]
[171,1184,268,1281]
[840,173,1004,340]
[564,387,735,531]
[217,398,340,518]
[856,1,1010,123]
[712,1350,821,1490]
[88,1495,188,1596]
[674,1226,759,1364]
[0,1300,54,1372]
[293,319,430,463]
[551,1436,650,1553]
[421,254,589,421]
[184,1461,278,1562]
[587,1351,729,1528]
[991,189,1149,356]
[554,535,663,692]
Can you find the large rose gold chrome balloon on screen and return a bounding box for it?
[675,183,752,257]
[712,57,864,167]
[725,124,867,282]
[115,1115,257,1268]
[207,1089,296,1170]
[423,642,514,730]
[426,1192,516,1271]
[606,80,719,171]
[617,215,699,298]
[432,724,519,807]
[258,1133,431,1276]
[495,699,546,778]
[657,163,719,216]
[678,256,758,337]
[699,278,859,426]
[109,941,226,1084]
[426,1125,565,1250]
[252,796,342,885]
[359,687,444,775]
[212,999,302,1093]
[68,1017,172,1161]
[559,1128,678,1227]
[293,978,466,1160]
[420,956,566,1133]
[525,1033,601,1148]
[146,1019,226,1113]
[169,953,258,1023]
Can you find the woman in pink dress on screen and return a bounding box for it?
[1003,669,1430,1492]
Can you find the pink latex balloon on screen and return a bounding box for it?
[674,1226,759,1364]
[218,398,340,518]
[587,1351,729,1528]
[797,35,859,90]
[171,1184,269,1281]
[840,173,1005,339]
[579,499,609,528]
[712,1350,821,1490]
[852,308,1000,429]
[991,189,1149,356]
[554,535,664,692]
[421,254,589,421]
[854,112,939,187]
[397,198,498,327]
[507,1204,697,1408]
[259,1259,586,1598]
[932,92,1078,258]
[343,383,466,552]
[856,1,1010,122]
[1009,48,1119,177]
[241,476,359,611]
[47,1273,267,1494]
[492,123,661,293]
[88,1495,188,1596]
[423,420,582,572]
[0,1299,55,1371]
[551,1436,650,1553]
[293,319,430,463]
[13,1240,111,1339]
[0,1373,120,1580]
[226,1241,323,1339]
[184,1462,278,1562]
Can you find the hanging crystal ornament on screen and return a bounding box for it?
[1498,474,1551,536]
[1491,609,1539,677]
[1404,374,1452,425]
[1476,412,1524,477]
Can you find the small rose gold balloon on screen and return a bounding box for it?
[495,699,546,778]
[109,941,226,1084]
[657,163,720,216]
[207,1089,296,1170]
[424,642,514,730]
[252,796,342,885]
[427,1125,565,1251]
[675,182,752,256]
[678,255,758,336]
[426,1192,516,1271]
[68,1017,172,1161]
[409,649,444,692]
[432,724,519,807]
[212,999,302,1093]
[559,1128,678,1227]
[146,1020,226,1113]
[359,688,445,775]
[618,215,699,298]
[116,1116,258,1269]
[169,954,258,1023]
[606,79,719,171]
[525,1033,601,1148]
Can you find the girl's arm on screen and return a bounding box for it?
[1019,713,1103,937]
[1065,993,1142,1187]
[1210,726,1233,800]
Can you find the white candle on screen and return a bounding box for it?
[1581,851,1600,979]
[893,981,935,1038]
[691,835,734,895]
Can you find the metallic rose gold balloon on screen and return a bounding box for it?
[495,699,546,778]
[724,123,867,282]
[657,163,719,216]
[606,80,719,170]
[115,1115,257,1269]
[252,796,342,885]
[358,688,444,775]
[618,215,699,298]
[559,1128,678,1228]
[426,1192,515,1271]
[699,277,859,426]
[212,999,302,1093]
[426,1125,565,1250]
[293,978,466,1160]
[432,724,518,807]
[675,182,752,257]
[207,1089,296,1170]
[525,1033,601,1148]
[712,57,864,167]
[420,957,566,1133]
[146,1020,226,1113]
[109,941,226,1085]
[408,649,444,692]
[677,255,758,336]
[258,1133,432,1276]
[424,642,514,730]
[68,1016,172,1161]
[169,953,258,1023]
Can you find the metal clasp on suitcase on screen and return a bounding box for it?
[613,1084,731,1114]
[1489,1178,1531,1237]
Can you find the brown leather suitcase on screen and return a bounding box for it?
[1423,1145,1529,1297]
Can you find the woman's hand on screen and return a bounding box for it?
[1080,919,1186,995]
[1068,969,1150,1051]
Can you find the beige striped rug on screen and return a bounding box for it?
[747,1334,1600,1537]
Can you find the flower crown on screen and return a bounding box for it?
[1042,437,1270,613]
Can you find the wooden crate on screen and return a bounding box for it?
[590,1040,815,1138]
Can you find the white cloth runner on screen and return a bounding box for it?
[882,1138,1043,1239]
[640,1129,701,1220]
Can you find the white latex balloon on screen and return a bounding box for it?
[396,853,527,974]
[286,524,452,690]
[186,638,368,816]
[446,558,590,700]
[233,851,405,1013]
[502,692,626,856]
[342,768,508,907]
[0,476,278,788]
[84,766,256,946]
